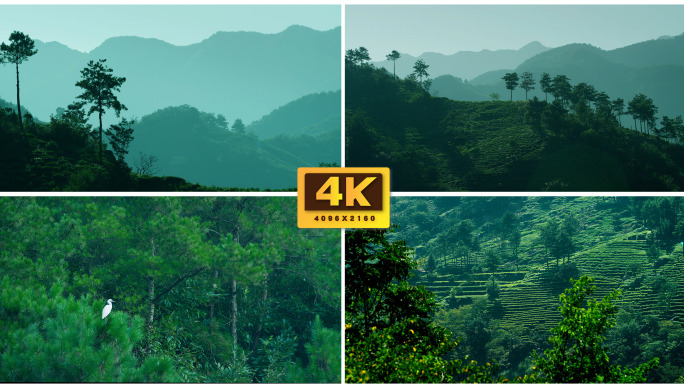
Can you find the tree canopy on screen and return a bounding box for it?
[345,228,496,383]
[0,196,341,383]
[529,276,659,383]
[501,72,519,101]
[386,50,401,78]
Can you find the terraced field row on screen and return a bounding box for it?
[664,251,684,318]
[496,268,568,338]
[619,248,684,325]
[429,234,678,341]
[574,236,649,284]
[420,271,527,300]
[496,235,676,337]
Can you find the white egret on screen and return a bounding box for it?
[102,299,115,319]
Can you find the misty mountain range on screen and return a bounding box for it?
[382,32,684,120]
[0,25,340,189]
[0,25,340,125]
[374,41,550,81]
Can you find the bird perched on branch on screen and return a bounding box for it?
[102,299,115,319]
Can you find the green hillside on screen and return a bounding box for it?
[128,104,339,189]
[248,90,341,139]
[346,61,684,191]
[389,196,684,381]
[0,96,334,191]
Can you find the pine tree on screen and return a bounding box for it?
[0,279,178,382]
[502,72,520,101]
[1,31,37,138]
[520,71,535,101]
[539,72,552,102]
[287,315,341,383]
[386,50,401,78]
[105,117,135,163]
[75,59,127,163]
[412,59,430,90]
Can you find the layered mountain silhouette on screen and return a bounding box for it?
[126,90,340,189]
[373,41,549,80]
[428,32,684,119]
[0,25,340,124]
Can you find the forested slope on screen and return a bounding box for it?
[127,103,339,189]
[0,96,337,191]
[346,62,684,191]
[389,196,684,381]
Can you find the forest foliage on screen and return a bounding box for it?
[0,197,341,382]
[346,47,684,191]
[381,196,684,382]
[345,227,664,383]
[0,101,247,191]
[345,229,496,383]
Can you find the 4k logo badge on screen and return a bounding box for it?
[298,167,390,228]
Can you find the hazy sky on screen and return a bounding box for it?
[346,5,684,61]
[0,4,341,53]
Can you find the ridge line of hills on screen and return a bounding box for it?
[36,25,340,55]
[346,50,684,191]
[374,31,684,82]
[0,25,341,124]
[401,31,684,119]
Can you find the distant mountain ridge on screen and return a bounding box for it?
[429,32,684,119]
[606,31,684,68]
[0,25,340,124]
[373,41,550,80]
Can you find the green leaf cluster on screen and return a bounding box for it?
[345,228,497,383]
[530,276,659,383]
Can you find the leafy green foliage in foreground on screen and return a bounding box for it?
[528,276,659,383]
[345,234,659,383]
[345,229,496,383]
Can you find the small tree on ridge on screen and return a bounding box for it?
[386,50,401,79]
[502,72,519,101]
[520,71,535,101]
